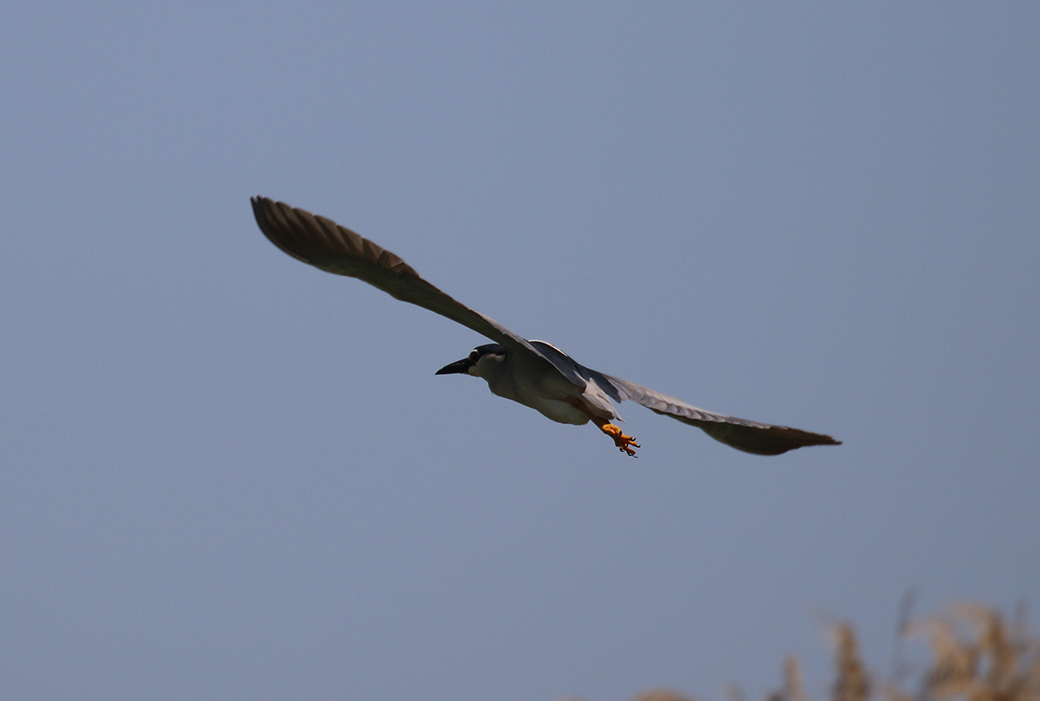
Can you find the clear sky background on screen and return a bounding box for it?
[2,3,1037,701]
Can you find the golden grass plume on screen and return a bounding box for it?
[559,603,1038,701]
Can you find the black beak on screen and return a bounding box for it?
[435,358,472,375]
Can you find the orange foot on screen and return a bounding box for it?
[600,423,640,457]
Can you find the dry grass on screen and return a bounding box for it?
[901,604,1040,701]
[561,604,1039,701]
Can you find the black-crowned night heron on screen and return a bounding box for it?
[251,197,841,457]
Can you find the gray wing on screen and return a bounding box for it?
[599,373,841,455]
[528,341,840,455]
[251,196,569,379]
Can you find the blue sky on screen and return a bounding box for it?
[2,3,1038,700]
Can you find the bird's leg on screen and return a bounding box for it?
[594,419,640,457]
[567,398,639,457]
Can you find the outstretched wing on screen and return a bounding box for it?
[598,374,841,455]
[251,196,568,379]
[527,341,840,455]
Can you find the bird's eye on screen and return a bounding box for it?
[469,351,479,362]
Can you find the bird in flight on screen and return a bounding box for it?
[251,197,840,457]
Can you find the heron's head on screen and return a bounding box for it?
[435,343,507,380]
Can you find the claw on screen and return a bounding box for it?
[600,423,640,457]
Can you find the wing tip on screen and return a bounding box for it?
[697,422,842,456]
[249,196,422,279]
